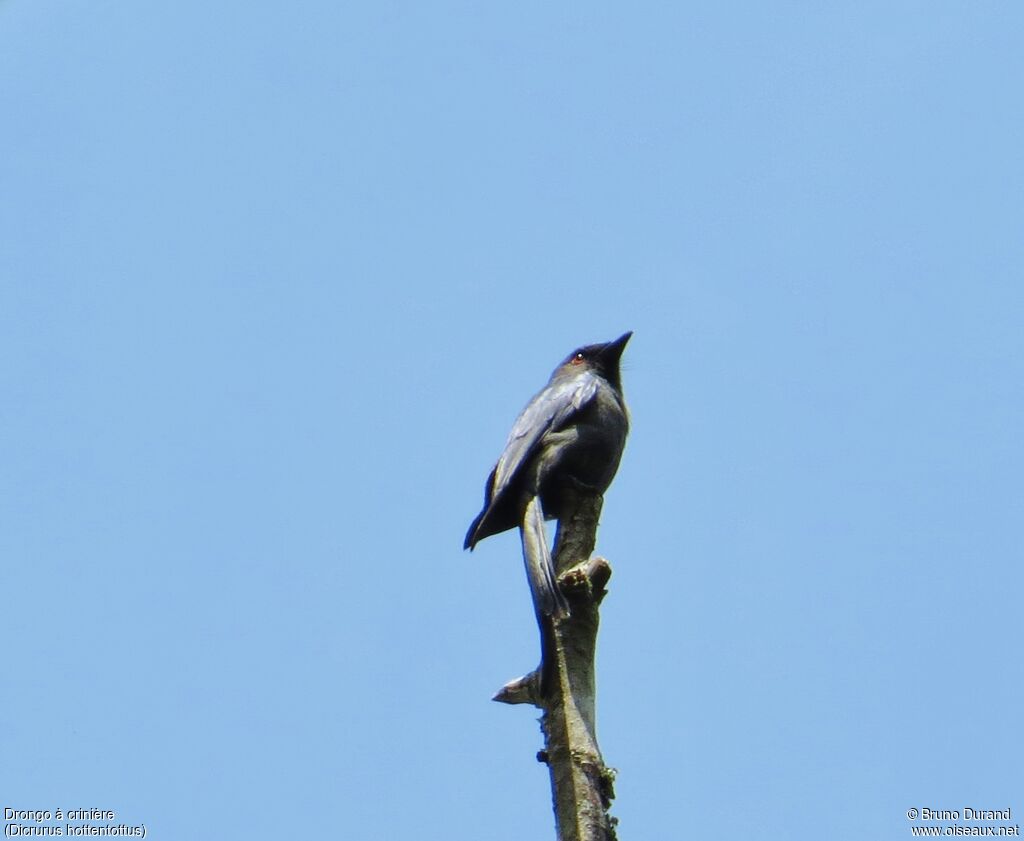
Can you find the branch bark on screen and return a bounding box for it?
[494,490,618,841]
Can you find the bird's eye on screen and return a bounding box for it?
[571,352,585,365]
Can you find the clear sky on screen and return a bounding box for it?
[2,2,1021,839]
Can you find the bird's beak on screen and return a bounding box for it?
[600,331,632,362]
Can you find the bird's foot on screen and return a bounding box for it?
[565,475,601,494]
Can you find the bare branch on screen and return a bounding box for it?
[494,489,619,841]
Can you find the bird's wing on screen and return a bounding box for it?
[490,370,599,500]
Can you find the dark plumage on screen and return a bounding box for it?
[465,332,632,616]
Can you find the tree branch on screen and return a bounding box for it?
[494,490,618,841]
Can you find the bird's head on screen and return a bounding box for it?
[556,331,632,391]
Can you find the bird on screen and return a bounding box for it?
[465,332,632,618]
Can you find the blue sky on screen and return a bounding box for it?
[2,2,1021,839]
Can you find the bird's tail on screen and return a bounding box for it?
[520,496,570,620]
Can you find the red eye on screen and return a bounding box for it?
[571,352,585,365]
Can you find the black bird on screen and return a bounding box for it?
[465,332,632,618]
